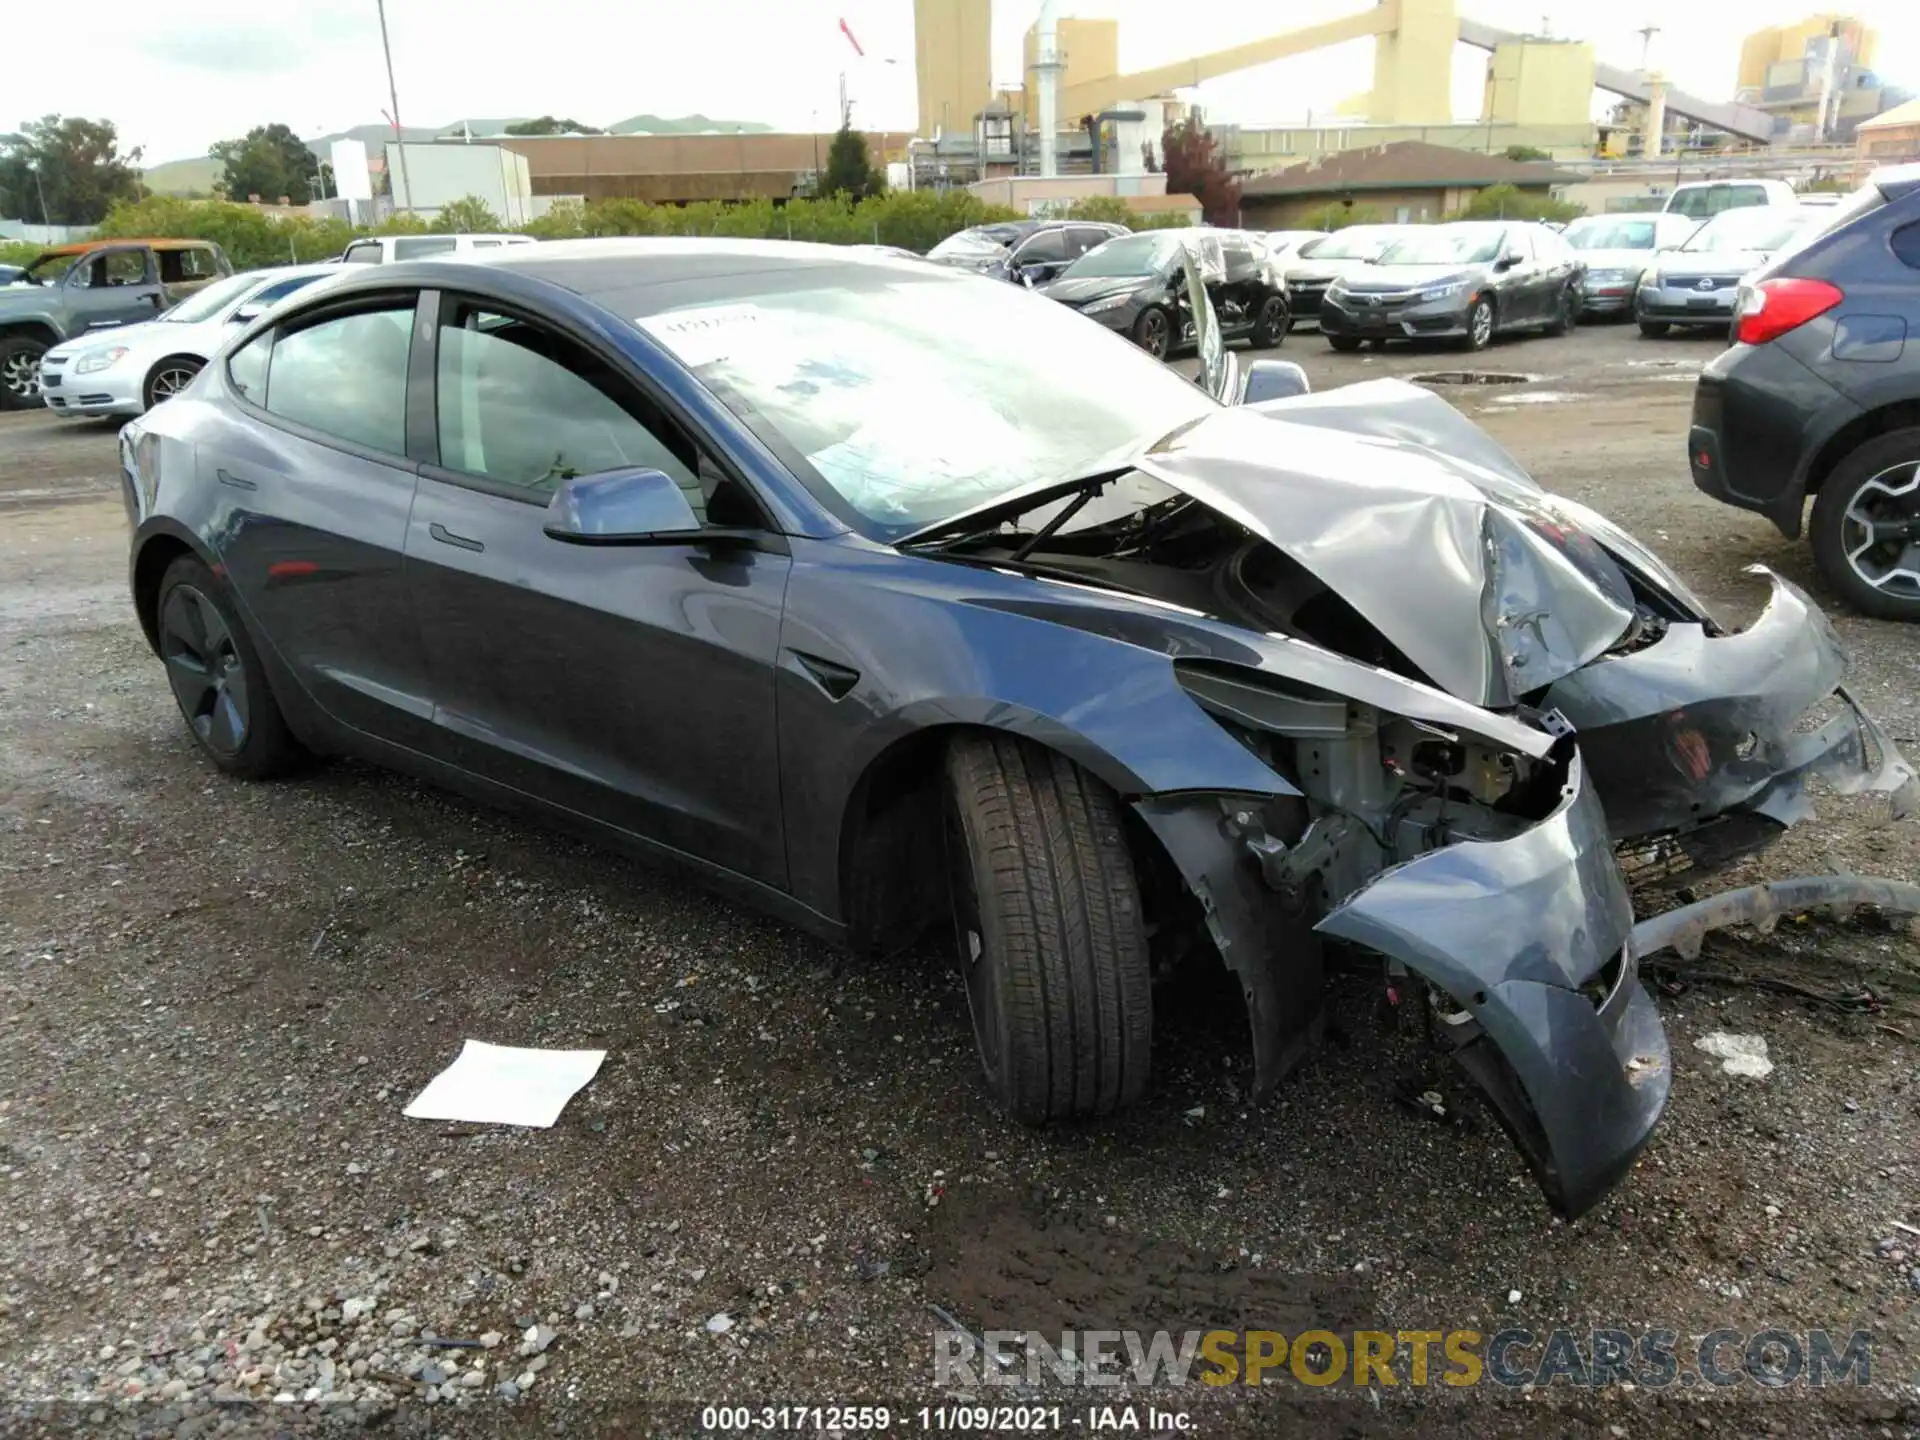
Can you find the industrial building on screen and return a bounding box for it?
[1738,16,1907,143]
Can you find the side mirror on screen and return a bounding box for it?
[1238,359,1312,406]
[543,468,703,546]
[1494,253,1522,272]
[230,303,263,324]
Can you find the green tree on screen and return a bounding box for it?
[210,123,322,204]
[1298,200,1386,230]
[0,115,144,225]
[434,195,504,233]
[1502,144,1552,162]
[823,124,881,200]
[504,116,601,136]
[1448,181,1583,223]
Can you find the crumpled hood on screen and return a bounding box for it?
[1134,378,1645,708]
[1040,276,1149,307]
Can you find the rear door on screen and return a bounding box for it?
[199,290,437,750]
[64,247,166,331]
[402,293,792,885]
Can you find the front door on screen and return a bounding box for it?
[65,247,166,331]
[200,293,437,751]
[403,296,791,886]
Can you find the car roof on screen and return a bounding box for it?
[35,237,220,258]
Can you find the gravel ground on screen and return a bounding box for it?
[1,320,1916,1438]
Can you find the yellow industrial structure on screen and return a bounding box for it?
[911,0,1775,170]
[1734,14,1895,143]
[1739,15,1877,93]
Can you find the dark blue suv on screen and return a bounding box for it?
[1689,164,1920,620]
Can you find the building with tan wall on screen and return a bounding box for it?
[491,133,914,205]
[1855,99,1920,171]
[915,0,993,139]
[1239,140,1578,228]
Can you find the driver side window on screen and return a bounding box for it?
[432,301,710,519]
[1015,230,1068,265]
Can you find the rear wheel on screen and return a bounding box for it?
[1638,319,1671,338]
[142,355,203,411]
[0,335,47,411]
[1249,295,1289,350]
[944,733,1152,1122]
[1808,428,1920,622]
[1132,306,1171,360]
[156,555,305,778]
[1327,334,1362,353]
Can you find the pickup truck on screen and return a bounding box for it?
[0,238,232,410]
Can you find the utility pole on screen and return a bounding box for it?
[376,0,413,213]
[27,160,49,228]
[1635,25,1660,72]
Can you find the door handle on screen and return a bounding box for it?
[429,522,484,553]
[215,468,257,491]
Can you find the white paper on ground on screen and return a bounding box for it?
[403,1039,607,1128]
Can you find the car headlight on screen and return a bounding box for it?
[75,346,129,375]
[1080,294,1133,315]
[1419,280,1468,302]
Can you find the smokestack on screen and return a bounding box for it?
[1036,0,1063,178]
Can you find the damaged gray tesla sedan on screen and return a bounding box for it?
[120,238,1917,1219]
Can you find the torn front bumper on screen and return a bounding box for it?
[1315,753,1670,1219]
[1542,568,1918,853]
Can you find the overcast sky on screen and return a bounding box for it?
[12,0,1916,165]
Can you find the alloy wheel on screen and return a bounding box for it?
[1839,462,1920,602]
[1137,309,1169,359]
[1,350,41,402]
[149,365,198,403]
[1470,301,1494,348]
[159,584,251,757]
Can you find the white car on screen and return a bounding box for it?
[40,264,342,420]
[338,233,535,264]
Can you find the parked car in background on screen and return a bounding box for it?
[339,234,536,264]
[1039,228,1288,358]
[1794,192,1844,208]
[1320,220,1583,352]
[1262,230,1328,265]
[1662,178,1799,220]
[1279,224,1419,331]
[0,238,233,410]
[925,220,1129,286]
[1562,213,1701,316]
[40,263,342,420]
[1635,207,1810,337]
[1690,164,1920,620]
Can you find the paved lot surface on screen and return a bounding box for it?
[2,320,1917,1437]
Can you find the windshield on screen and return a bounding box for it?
[1564,218,1659,251]
[928,229,1015,260]
[1681,209,1806,253]
[1302,229,1396,261]
[1058,231,1180,279]
[159,270,263,324]
[1378,225,1506,265]
[628,268,1216,538]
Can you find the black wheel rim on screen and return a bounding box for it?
[1139,311,1168,358]
[1839,461,1920,602]
[2,350,41,401]
[1260,298,1286,334]
[150,364,198,403]
[160,584,250,757]
[942,793,1004,1089]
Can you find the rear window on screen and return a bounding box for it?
[393,237,459,260]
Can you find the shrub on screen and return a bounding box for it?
[1446,182,1585,223]
[1,239,42,268]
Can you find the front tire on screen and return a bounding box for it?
[1458,296,1495,351]
[1326,334,1363,353]
[1132,305,1171,360]
[944,733,1152,1122]
[1249,295,1289,350]
[0,334,47,411]
[143,355,203,411]
[1808,428,1920,622]
[1638,319,1670,338]
[156,555,305,778]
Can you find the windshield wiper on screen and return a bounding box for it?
[895,463,1135,555]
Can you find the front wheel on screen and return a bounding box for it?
[1249,295,1289,350]
[143,355,203,411]
[1808,428,1920,622]
[1458,296,1495,351]
[1326,334,1363,353]
[0,335,47,411]
[1132,305,1171,360]
[1637,319,1671,339]
[944,733,1152,1122]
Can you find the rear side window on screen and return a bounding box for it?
[264,305,414,456]
[1893,222,1920,271]
[1016,230,1069,263]
[393,237,458,260]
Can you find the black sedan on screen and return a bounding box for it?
[1038,228,1288,358]
[120,239,1915,1218]
[1320,220,1584,351]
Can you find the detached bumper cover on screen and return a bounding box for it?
[1315,754,1669,1219]
[1543,569,1918,844]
